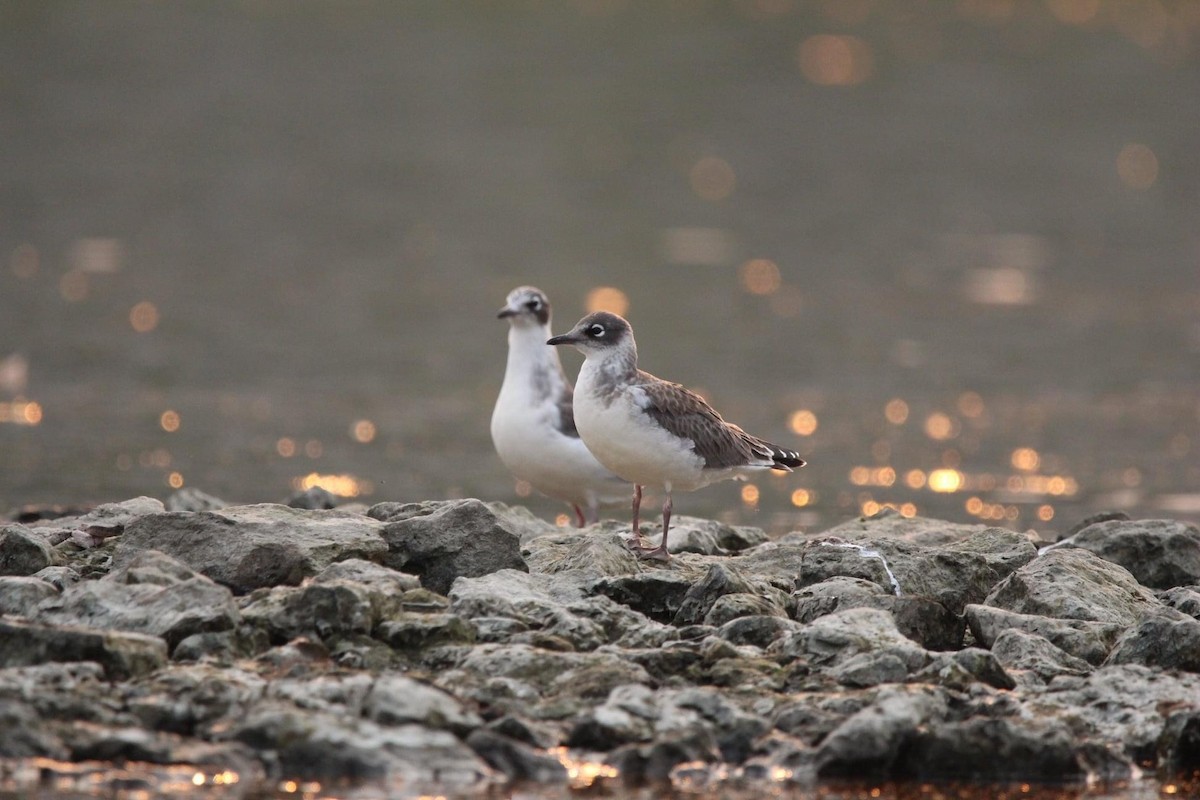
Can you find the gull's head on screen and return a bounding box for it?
[547,311,634,358]
[497,286,551,328]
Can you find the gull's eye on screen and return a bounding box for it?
[587,324,606,338]
[525,299,541,310]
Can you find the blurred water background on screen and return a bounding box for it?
[2,0,1199,537]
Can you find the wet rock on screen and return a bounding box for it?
[34,551,239,651]
[376,499,528,594]
[1064,518,1200,589]
[466,728,567,783]
[899,717,1083,781]
[964,603,1123,665]
[0,617,167,679]
[1104,610,1200,672]
[990,628,1093,682]
[674,564,760,625]
[0,524,59,575]
[982,548,1160,626]
[594,570,695,624]
[0,575,59,616]
[115,504,388,593]
[164,487,228,512]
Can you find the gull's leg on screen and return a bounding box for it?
[638,493,673,562]
[624,484,650,551]
[572,504,587,528]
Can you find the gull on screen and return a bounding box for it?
[548,311,805,559]
[491,287,628,526]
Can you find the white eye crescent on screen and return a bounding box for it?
[587,324,605,337]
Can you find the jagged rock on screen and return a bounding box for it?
[521,528,641,577]
[818,510,1004,547]
[1159,586,1200,619]
[898,717,1083,781]
[0,617,167,679]
[466,728,568,783]
[32,565,80,591]
[792,576,888,622]
[0,575,59,616]
[982,548,1160,626]
[239,581,375,644]
[114,504,388,593]
[377,613,476,652]
[705,593,791,627]
[72,497,166,538]
[915,648,1015,691]
[164,488,228,512]
[362,674,483,733]
[793,578,962,650]
[1158,708,1200,774]
[815,686,949,777]
[639,516,739,556]
[33,551,239,651]
[674,564,760,625]
[990,628,1093,681]
[1104,610,1200,672]
[0,524,59,575]
[715,615,803,648]
[1063,518,1200,589]
[286,486,341,509]
[770,608,928,677]
[964,603,1123,665]
[593,570,696,624]
[375,499,528,594]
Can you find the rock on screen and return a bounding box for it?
[815,686,949,777]
[0,524,59,575]
[990,628,1093,681]
[0,698,69,758]
[1159,586,1200,619]
[0,575,59,616]
[1104,610,1200,672]
[793,579,962,650]
[34,551,239,651]
[982,548,1160,626]
[0,617,167,679]
[705,593,791,627]
[72,497,166,538]
[594,571,696,624]
[675,564,787,626]
[239,581,374,644]
[362,674,483,733]
[377,613,476,652]
[286,486,341,509]
[771,608,928,676]
[715,615,803,648]
[792,576,887,622]
[164,487,228,512]
[915,648,1015,691]
[114,504,388,593]
[721,525,769,552]
[522,528,641,577]
[1158,708,1200,774]
[818,509,1003,547]
[32,565,81,591]
[644,515,736,556]
[964,603,1123,665]
[376,499,528,594]
[898,717,1083,781]
[466,728,568,783]
[1064,518,1200,589]
[830,652,910,687]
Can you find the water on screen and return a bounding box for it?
[3,1,1199,540]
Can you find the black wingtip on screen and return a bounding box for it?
[771,446,806,470]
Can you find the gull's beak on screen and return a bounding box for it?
[497,305,518,319]
[546,331,578,346]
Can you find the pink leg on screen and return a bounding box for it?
[572,504,586,528]
[624,484,650,552]
[639,494,673,561]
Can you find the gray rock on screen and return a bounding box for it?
[115,504,388,593]
[792,576,887,622]
[285,486,341,509]
[377,613,476,652]
[0,617,167,679]
[164,487,228,512]
[794,578,962,650]
[915,648,1015,691]
[705,593,791,627]
[771,608,928,676]
[1065,518,1200,589]
[0,575,59,616]
[982,548,1160,626]
[0,524,59,575]
[32,565,80,591]
[1104,610,1200,672]
[990,628,1093,681]
[815,686,949,777]
[964,603,1124,665]
[1158,708,1200,774]
[240,581,375,644]
[377,499,528,594]
[466,728,568,783]
[72,496,166,538]
[898,717,1083,781]
[0,698,69,758]
[830,652,910,687]
[522,528,641,577]
[674,564,760,625]
[34,551,239,650]
[594,570,696,624]
[715,615,804,648]
[363,674,483,734]
[818,509,1003,547]
[1159,585,1200,619]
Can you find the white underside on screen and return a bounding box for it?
[492,325,627,513]
[574,359,767,493]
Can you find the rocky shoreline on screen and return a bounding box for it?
[1,490,1199,796]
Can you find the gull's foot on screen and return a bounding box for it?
[635,545,670,562]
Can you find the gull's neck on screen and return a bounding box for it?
[503,322,568,396]
[579,340,640,392]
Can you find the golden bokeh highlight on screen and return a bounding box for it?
[550,746,620,789]
[957,391,985,418]
[1116,142,1159,190]
[514,479,532,497]
[1037,504,1056,521]
[905,469,927,489]
[585,286,630,316]
[924,411,957,440]
[790,488,811,507]
[739,259,782,296]
[797,34,873,86]
[885,398,909,425]
[293,472,372,498]
[741,484,760,506]
[304,439,323,459]
[0,400,43,426]
[1011,447,1040,472]
[689,156,736,201]
[129,301,160,333]
[351,419,377,443]
[927,468,964,493]
[159,410,180,433]
[276,437,296,458]
[788,409,818,436]
[555,513,571,527]
[167,471,184,489]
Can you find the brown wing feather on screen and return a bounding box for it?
[635,374,765,469]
